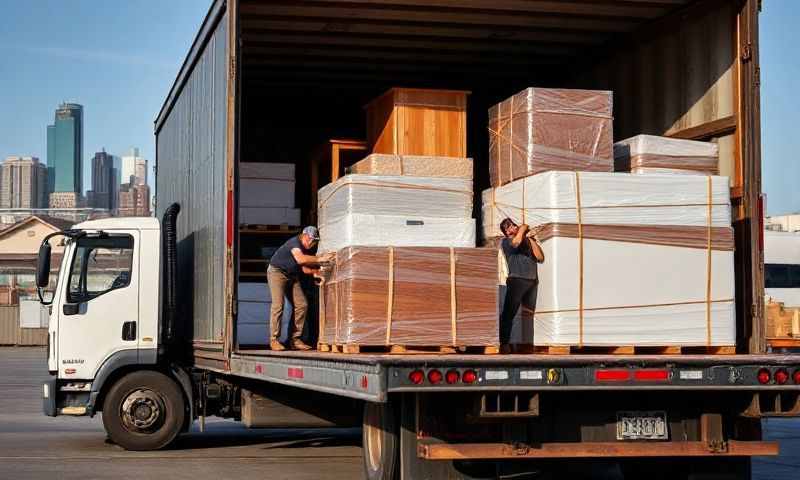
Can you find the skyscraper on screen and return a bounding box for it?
[121,147,146,185]
[87,149,115,210]
[47,103,83,207]
[0,156,48,208]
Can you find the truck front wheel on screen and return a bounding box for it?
[102,370,186,451]
[362,400,399,480]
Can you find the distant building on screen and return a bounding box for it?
[48,192,84,209]
[766,214,800,233]
[121,147,147,186]
[0,208,109,226]
[0,156,48,209]
[118,182,151,217]
[87,149,116,210]
[47,103,83,195]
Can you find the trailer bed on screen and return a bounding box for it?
[224,349,800,403]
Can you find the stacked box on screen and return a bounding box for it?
[317,174,475,253]
[614,134,719,175]
[239,162,301,225]
[482,171,735,347]
[488,88,614,187]
[348,153,473,179]
[319,246,498,348]
[236,282,293,346]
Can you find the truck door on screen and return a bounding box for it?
[56,232,139,379]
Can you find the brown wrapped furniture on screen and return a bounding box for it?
[366,88,469,158]
[614,134,719,175]
[319,246,499,353]
[488,87,613,187]
[348,153,473,180]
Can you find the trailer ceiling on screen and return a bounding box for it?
[239,0,695,90]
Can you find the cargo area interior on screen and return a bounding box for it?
[232,0,751,351]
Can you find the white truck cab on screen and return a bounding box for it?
[764,230,800,307]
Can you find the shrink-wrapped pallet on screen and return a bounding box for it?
[482,171,735,347]
[488,88,613,187]
[319,246,498,348]
[317,174,475,252]
[348,153,473,180]
[614,134,719,175]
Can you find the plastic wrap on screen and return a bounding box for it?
[348,153,473,179]
[319,214,475,253]
[482,171,732,239]
[240,162,295,180]
[318,246,498,347]
[614,134,719,175]
[240,178,295,208]
[488,88,613,187]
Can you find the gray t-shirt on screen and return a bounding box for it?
[501,237,538,281]
[269,236,316,277]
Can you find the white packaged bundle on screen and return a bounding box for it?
[240,179,295,208]
[239,207,301,225]
[614,134,719,175]
[318,174,475,252]
[483,171,735,347]
[240,162,295,180]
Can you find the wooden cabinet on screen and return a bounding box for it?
[310,139,368,224]
[365,88,469,157]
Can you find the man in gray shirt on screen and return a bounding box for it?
[499,218,545,353]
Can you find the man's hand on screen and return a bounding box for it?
[318,252,336,263]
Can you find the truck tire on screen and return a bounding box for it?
[362,400,399,480]
[102,370,186,451]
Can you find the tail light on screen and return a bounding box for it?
[633,369,670,381]
[445,370,460,384]
[757,368,771,385]
[408,370,424,385]
[595,369,630,382]
[462,370,478,384]
[775,369,789,385]
[794,370,800,384]
[427,369,443,384]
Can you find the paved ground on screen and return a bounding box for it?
[0,348,363,480]
[1,347,798,479]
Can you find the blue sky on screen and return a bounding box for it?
[0,1,797,214]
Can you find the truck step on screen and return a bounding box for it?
[318,343,500,355]
[521,345,737,355]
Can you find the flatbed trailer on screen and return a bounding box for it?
[36,1,800,479]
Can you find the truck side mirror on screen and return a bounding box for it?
[37,242,52,288]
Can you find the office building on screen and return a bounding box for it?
[118,182,151,217]
[0,156,48,208]
[121,147,147,186]
[87,149,116,210]
[46,103,83,195]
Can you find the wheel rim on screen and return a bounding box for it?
[364,405,383,472]
[120,388,166,434]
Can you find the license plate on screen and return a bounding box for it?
[616,411,668,440]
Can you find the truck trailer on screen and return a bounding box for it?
[38,0,800,478]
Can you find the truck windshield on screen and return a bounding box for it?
[67,235,134,303]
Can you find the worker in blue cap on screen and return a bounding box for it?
[266,226,334,350]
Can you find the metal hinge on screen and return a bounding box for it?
[741,43,753,62]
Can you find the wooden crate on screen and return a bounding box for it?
[766,300,800,339]
[365,88,469,157]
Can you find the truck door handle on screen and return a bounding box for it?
[122,322,136,341]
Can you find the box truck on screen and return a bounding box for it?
[38,1,800,478]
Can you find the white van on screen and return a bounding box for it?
[764,230,800,307]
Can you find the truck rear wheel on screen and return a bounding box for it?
[362,400,399,480]
[102,370,185,451]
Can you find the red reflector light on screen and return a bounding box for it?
[595,369,630,382]
[462,370,478,384]
[633,369,670,381]
[408,370,424,385]
[775,369,789,385]
[445,370,460,384]
[794,370,800,384]
[757,368,771,385]
[428,369,443,384]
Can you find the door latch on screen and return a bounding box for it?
[122,322,136,341]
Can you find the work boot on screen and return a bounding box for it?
[270,339,286,351]
[291,339,312,351]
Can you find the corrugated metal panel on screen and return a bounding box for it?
[0,306,17,345]
[156,13,228,343]
[17,327,47,346]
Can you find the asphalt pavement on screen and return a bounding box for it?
[1,347,799,480]
[0,348,364,480]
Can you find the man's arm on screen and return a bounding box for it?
[528,237,545,263]
[291,248,334,266]
[510,224,530,248]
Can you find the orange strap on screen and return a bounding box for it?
[449,248,458,346]
[385,247,395,345]
[705,176,713,346]
[575,172,585,347]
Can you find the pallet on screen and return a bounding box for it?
[239,224,301,235]
[767,338,800,349]
[523,345,737,355]
[317,343,499,355]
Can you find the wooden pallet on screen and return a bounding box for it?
[522,345,737,355]
[239,224,300,235]
[317,343,499,355]
[767,338,800,349]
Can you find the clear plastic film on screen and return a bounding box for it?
[317,174,474,252]
[482,171,732,240]
[614,134,719,175]
[318,246,498,348]
[348,153,473,179]
[488,88,614,187]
